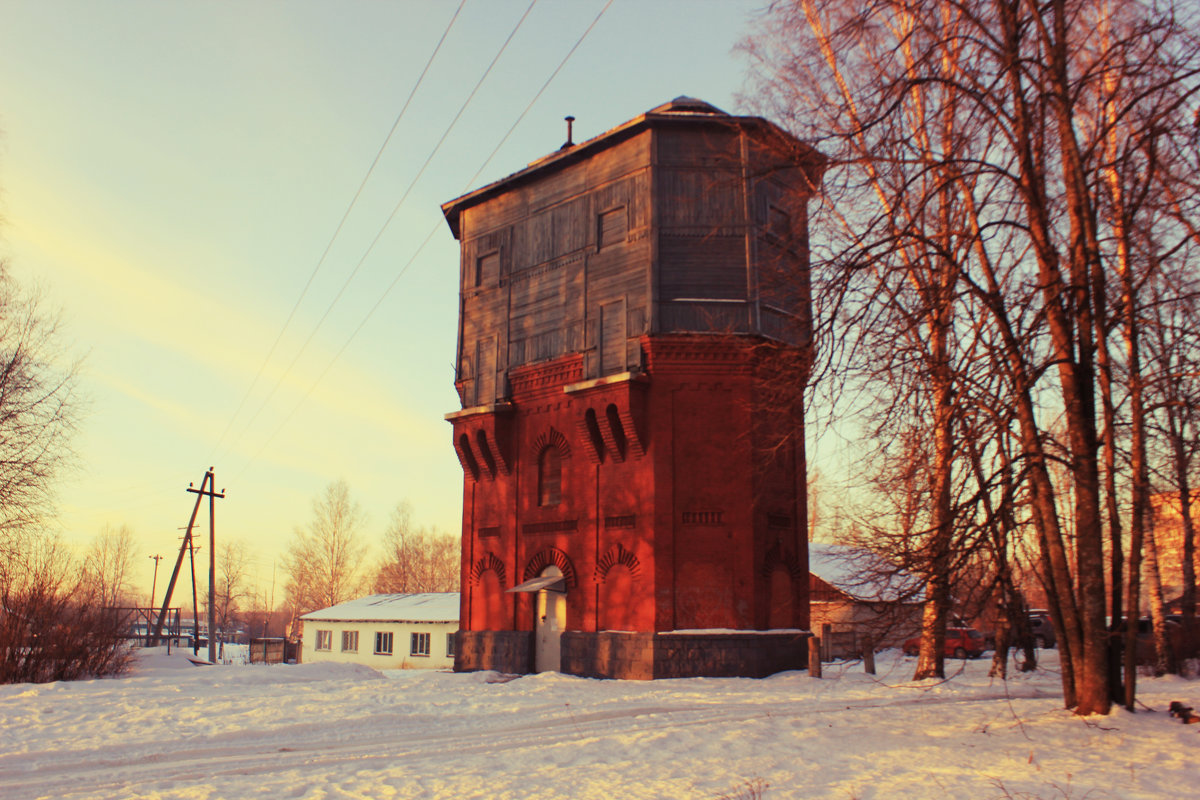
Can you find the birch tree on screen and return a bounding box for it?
[283,480,369,618]
[743,0,1200,714]
[374,501,459,594]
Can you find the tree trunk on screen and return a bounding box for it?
[1171,429,1196,630]
[994,0,1108,714]
[1144,514,1174,676]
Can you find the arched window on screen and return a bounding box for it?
[538,446,562,507]
[606,404,627,460]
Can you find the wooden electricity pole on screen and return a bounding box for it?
[148,554,162,608]
[150,470,210,647]
[189,468,224,664]
[149,469,225,660]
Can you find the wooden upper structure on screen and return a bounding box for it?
[441,97,824,410]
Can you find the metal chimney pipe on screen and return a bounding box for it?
[563,115,575,149]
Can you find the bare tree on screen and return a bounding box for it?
[211,539,251,640]
[0,532,133,684]
[743,0,1200,714]
[80,524,138,608]
[283,480,369,619]
[1147,263,1200,612]
[0,264,80,556]
[744,0,988,681]
[0,265,124,683]
[374,501,459,594]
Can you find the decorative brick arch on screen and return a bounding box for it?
[522,547,578,589]
[761,540,804,582]
[530,427,571,460]
[595,543,642,581]
[469,552,507,588]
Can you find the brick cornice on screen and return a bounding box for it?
[508,355,585,398]
[643,334,757,371]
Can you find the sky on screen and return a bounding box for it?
[0,0,768,604]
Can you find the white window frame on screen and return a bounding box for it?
[315,630,332,651]
[341,630,359,653]
[375,631,394,656]
[410,631,431,657]
[446,632,456,658]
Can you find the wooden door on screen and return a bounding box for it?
[534,566,565,672]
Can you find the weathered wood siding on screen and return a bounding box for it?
[454,120,813,407]
[653,124,811,344]
[457,132,653,404]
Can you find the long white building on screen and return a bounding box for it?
[299,593,460,670]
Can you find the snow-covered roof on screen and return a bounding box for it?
[808,543,922,603]
[300,593,460,623]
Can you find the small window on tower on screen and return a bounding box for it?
[538,446,562,507]
[475,251,499,287]
[597,207,627,251]
[767,205,791,242]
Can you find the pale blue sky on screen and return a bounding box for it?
[0,0,767,600]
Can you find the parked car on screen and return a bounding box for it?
[1124,617,1184,665]
[1027,612,1056,649]
[903,627,987,659]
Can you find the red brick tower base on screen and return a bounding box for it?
[449,334,811,678]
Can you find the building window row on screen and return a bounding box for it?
[317,629,455,658]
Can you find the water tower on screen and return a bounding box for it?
[442,98,823,678]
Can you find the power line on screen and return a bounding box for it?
[464,0,614,189]
[206,0,467,463]
[232,1,613,482]
[233,223,443,483]
[220,0,538,462]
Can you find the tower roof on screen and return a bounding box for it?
[440,98,821,239]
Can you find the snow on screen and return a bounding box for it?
[809,543,923,603]
[299,592,460,623]
[1,648,1197,799]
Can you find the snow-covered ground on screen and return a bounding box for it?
[1,648,1196,799]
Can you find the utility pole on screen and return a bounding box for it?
[150,470,210,647]
[148,554,162,608]
[188,468,224,664]
[187,532,199,654]
[267,559,277,638]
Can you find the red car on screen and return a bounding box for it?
[903,627,987,659]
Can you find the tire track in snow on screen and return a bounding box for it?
[1,687,1052,799]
